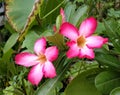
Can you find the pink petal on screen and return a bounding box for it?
[79,46,94,59]
[45,46,59,62]
[86,36,108,48]
[60,22,79,41]
[15,52,38,67]
[34,37,46,55]
[28,64,43,86]
[60,8,66,23]
[78,17,97,37]
[66,41,79,58]
[43,61,56,78]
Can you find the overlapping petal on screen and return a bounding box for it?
[15,52,38,67]
[86,36,108,48]
[34,37,46,55]
[45,46,59,62]
[43,61,56,78]
[66,43,79,58]
[79,46,94,59]
[28,64,43,86]
[60,22,79,41]
[78,17,97,37]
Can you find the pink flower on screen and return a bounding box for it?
[60,17,108,59]
[15,37,59,86]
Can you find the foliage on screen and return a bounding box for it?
[0,0,120,95]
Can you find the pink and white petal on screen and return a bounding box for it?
[86,36,108,48]
[79,46,95,59]
[60,8,66,23]
[78,17,97,37]
[34,37,46,55]
[43,61,56,78]
[66,41,76,47]
[60,22,79,41]
[15,52,38,67]
[66,43,79,58]
[28,64,43,86]
[45,46,59,62]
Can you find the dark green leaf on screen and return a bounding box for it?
[95,71,120,95]
[3,33,19,53]
[65,68,102,95]
[110,87,120,95]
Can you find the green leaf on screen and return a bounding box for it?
[95,49,120,70]
[5,0,42,33]
[95,71,120,95]
[3,33,19,53]
[110,87,120,95]
[22,30,40,52]
[47,32,66,50]
[40,0,64,26]
[70,5,88,27]
[65,68,102,95]
[104,20,120,52]
[64,2,76,22]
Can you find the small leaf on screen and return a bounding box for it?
[3,33,19,53]
[22,31,39,52]
[95,71,120,95]
[47,32,65,50]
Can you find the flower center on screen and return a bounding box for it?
[37,54,47,64]
[77,35,86,48]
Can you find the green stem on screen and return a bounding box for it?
[41,0,66,19]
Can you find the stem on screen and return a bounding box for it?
[41,0,66,19]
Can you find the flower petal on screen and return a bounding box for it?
[78,17,97,37]
[60,22,79,41]
[79,46,94,59]
[15,52,38,67]
[28,64,43,86]
[60,8,66,23]
[45,46,59,62]
[34,37,46,55]
[66,41,79,58]
[86,36,108,48]
[43,61,56,78]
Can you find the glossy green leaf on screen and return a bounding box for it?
[110,87,120,95]
[65,68,102,95]
[5,0,42,33]
[95,71,120,95]
[3,33,19,53]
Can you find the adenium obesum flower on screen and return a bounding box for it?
[60,17,108,59]
[15,37,59,85]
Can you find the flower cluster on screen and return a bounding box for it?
[15,8,108,85]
